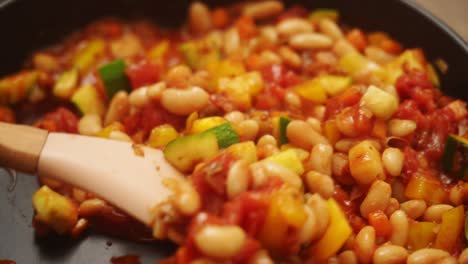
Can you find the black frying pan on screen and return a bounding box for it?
[0,0,467,263]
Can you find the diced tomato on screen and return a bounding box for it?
[394,100,428,129]
[261,64,301,88]
[122,103,185,138]
[0,106,15,123]
[396,70,436,112]
[125,60,160,89]
[346,29,368,52]
[332,186,364,232]
[403,147,419,177]
[222,192,269,236]
[235,16,257,40]
[192,152,237,198]
[255,92,281,110]
[368,210,392,238]
[325,86,362,119]
[34,107,78,133]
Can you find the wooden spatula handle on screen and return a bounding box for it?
[0,122,48,173]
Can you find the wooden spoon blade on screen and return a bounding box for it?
[37,133,183,225]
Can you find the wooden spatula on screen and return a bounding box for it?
[0,122,183,226]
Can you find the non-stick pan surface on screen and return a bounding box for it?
[0,0,467,263]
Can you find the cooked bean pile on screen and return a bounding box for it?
[0,1,467,263]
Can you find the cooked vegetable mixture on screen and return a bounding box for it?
[1,1,467,263]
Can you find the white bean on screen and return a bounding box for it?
[319,18,343,40]
[287,120,329,150]
[382,147,404,177]
[189,2,213,34]
[308,143,333,175]
[389,210,409,246]
[161,86,209,116]
[194,224,246,259]
[373,245,408,264]
[305,171,334,199]
[388,119,417,137]
[129,86,150,107]
[400,199,427,219]
[226,160,249,199]
[289,33,333,50]
[276,18,313,38]
[407,248,449,264]
[243,1,284,20]
[360,180,391,218]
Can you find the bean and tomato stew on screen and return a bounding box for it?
[1,1,467,263]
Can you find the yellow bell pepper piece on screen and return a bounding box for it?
[408,221,437,250]
[360,85,398,120]
[53,68,78,99]
[384,50,425,84]
[0,70,39,104]
[218,71,263,110]
[97,122,125,138]
[208,59,245,86]
[32,186,78,234]
[339,52,384,79]
[310,198,352,261]
[227,141,258,164]
[294,79,328,103]
[259,188,307,251]
[404,173,449,205]
[323,120,341,145]
[147,40,169,62]
[73,39,106,73]
[319,75,352,96]
[280,145,309,161]
[190,117,226,134]
[264,149,305,175]
[434,205,464,251]
[148,124,179,148]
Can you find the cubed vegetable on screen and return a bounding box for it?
[264,149,305,175]
[384,50,425,84]
[360,85,398,120]
[408,221,437,250]
[71,85,105,116]
[259,188,307,252]
[125,61,160,89]
[53,68,78,99]
[404,173,449,205]
[147,124,179,148]
[164,132,219,173]
[227,141,258,164]
[204,122,240,149]
[433,205,464,251]
[32,186,78,234]
[442,134,468,179]
[339,52,383,78]
[147,40,169,61]
[98,59,131,98]
[180,41,220,70]
[309,198,352,260]
[218,71,264,110]
[278,117,291,145]
[190,117,227,134]
[320,75,353,96]
[0,71,39,104]
[73,39,106,73]
[348,140,384,185]
[294,79,328,103]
